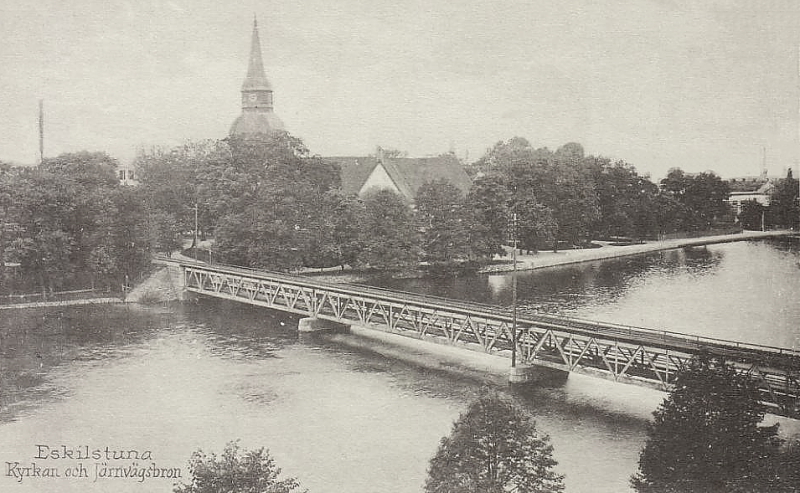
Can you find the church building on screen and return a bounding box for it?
[229,18,284,138]
[329,148,473,204]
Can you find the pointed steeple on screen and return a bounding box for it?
[242,16,272,92]
[230,16,284,137]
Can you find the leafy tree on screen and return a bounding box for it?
[476,138,598,250]
[139,132,342,271]
[2,153,151,294]
[426,391,564,493]
[466,174,511,258]
[768,169,799,229]
[514,194,556,253]
[587,158,660,240]
[173,440,302,493]
[135,142,208,237]
[303,190,364,268]
[357,189,418,270]
[660,169,731,231]
[415,179,471,264]
[148,211,183,255]
[631,356,782,493]
[739,199,766,231]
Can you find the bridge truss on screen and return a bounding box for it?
[182,263,800,418]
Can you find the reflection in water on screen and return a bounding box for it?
[0,240,797,493]
[368,241,798,347]
[0,300,659,493]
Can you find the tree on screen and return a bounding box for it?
[173,441,302,493]
[303,190,364,269]
[466,174,511,259]
[660,169,731,231]
[139,132,344,270]
[357,189,418,270]
[631,356,782,493]
[425,391,564,493]
[148,211,183,255]
[587,158,660,240]
[475,138,598,250]
[2,153,152,294]
[415,179,471,264]
[768,169,799,229]
[739,199,766,231]
[514,194,556,253]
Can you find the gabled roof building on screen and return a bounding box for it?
[726,176,774,214]
[329,148,473,204]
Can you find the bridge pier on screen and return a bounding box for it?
[508,364,569,386]
[508,364,534,384]
[298,317,349,333]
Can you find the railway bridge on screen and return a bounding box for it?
[180,261,800,418]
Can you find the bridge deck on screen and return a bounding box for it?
[180,261,800,418]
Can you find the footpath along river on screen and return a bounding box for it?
[0,237,798,493]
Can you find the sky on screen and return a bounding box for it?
[0,0,798,180]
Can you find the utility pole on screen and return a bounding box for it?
[511,212,518,369]
[38,99,44,164]
[194,203,199,261]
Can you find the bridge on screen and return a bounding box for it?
[180,261,800,418]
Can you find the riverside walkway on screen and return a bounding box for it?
[481,229,795,273]
[179,260,800,418]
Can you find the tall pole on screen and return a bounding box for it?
[38,99,44,164]
[511,212,518,368]
[194,203,199,261]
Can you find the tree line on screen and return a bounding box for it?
[0,153,151,296]
[137,132,786,275]
[3,132,795,293]
[738,168,800,231]
[135,133,502,273]
[470,137,741,253]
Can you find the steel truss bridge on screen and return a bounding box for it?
[181,262,800,418]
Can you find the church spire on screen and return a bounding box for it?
[242,16,272,92]
[230,16,284,137]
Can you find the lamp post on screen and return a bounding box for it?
[193,202,199,261]
[510,212,518,369]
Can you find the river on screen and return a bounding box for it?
[0,239,798,493]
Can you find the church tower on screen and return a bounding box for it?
[229,17,284,137]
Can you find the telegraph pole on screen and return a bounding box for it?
[505,211,519,369]
[511,212,518,368]
[194,203,199,261]
[38,100,44,164]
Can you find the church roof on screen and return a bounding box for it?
[383,155,473,198]
[242,18,272,92]
[329,154,473,201]
[326,156,378,195]
[230,111,284,136]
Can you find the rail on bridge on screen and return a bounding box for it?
[180,262,800,419]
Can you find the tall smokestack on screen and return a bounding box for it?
[38,99,44,164]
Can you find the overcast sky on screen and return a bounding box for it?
[1,0,797,179]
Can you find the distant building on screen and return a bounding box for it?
[727,176,774,214]
[329,148,473,204]
[117,161,138,186]
[229,17,284,138]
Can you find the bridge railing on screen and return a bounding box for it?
[180,260,800,360]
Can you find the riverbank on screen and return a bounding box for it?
[480,229,795,273]
[0,297,122,310]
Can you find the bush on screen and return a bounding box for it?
[173,441,303,493]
